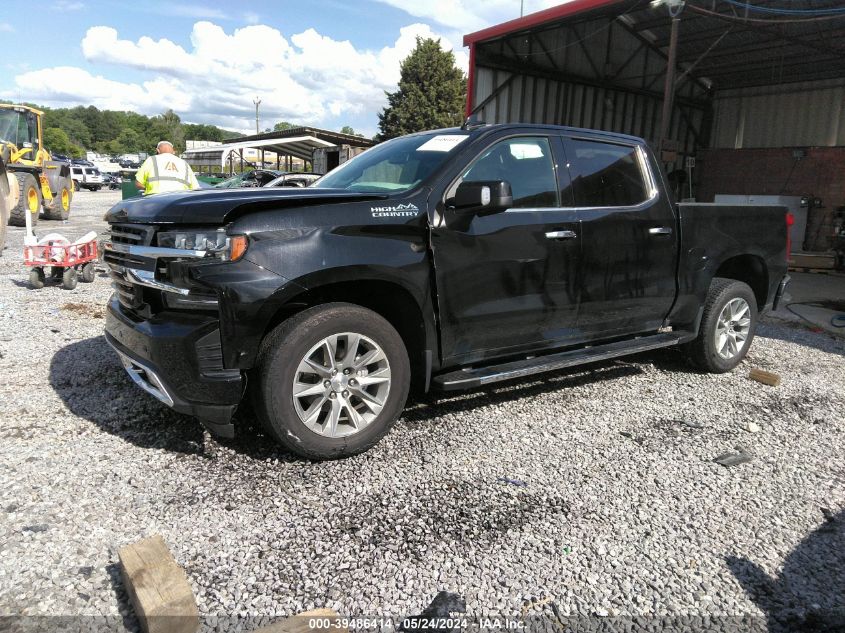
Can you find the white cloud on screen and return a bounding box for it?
[373,0,566,32]
[7,21,466,135]
[0,22,13,32]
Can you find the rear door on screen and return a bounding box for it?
[561,136,678,338]
[431,133,583,364]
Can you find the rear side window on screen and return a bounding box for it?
[461,136,559,208]
[565,139,649,207]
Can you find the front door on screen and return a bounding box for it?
[562,136,678,338]
[431,134,583,364]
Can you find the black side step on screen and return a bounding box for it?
[432,333,682,391]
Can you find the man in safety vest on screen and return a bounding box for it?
[135,140,200,195]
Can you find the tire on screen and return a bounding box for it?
[253,302,410,459]
[8,173,41,227]
[42,177,72,220]
[29,267,45,289]
[80,262,95,283]
[73,180,81,192]
[62,267,78,290]
[686,277,758,373]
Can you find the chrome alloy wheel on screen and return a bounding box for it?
[291,332,391,438]
[714,298,751,360]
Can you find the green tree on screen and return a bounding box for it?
[115,128,141,153]
[273,121,296,132]
[43,127,83,157]
[377,38,466,140]
[340,125,356,135]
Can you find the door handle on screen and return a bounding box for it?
[648,227,673,235]
[545,230,577,240]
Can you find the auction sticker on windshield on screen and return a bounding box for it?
[417,135,469,152]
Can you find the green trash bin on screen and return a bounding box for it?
[121,179,141,200]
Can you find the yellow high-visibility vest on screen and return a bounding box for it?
[135,154,199,195]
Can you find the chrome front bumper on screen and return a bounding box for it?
[114,348,175,408]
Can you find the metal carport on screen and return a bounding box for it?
[183,127,374,174]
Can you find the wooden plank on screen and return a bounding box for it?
[254,609,347,633]
[118,535,199,633]
[748,368,781,387]
[788,253,836,269]
[788,267,843,275]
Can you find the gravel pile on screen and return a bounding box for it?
[1,189,843,632]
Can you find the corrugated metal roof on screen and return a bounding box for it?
[466,0,845,90]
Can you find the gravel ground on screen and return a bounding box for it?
[0,189,843,632]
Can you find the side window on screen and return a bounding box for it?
[565,139,649,207]
[461,136,559,208]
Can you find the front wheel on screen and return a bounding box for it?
[253,303,410,459]
[686,277,758,373]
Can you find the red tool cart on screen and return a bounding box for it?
[24,237,98,290]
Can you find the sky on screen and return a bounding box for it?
[0,0,563,138]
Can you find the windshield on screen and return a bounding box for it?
[0,110,25,145]
[313,132,470,193]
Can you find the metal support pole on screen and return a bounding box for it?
[659,15,680,155]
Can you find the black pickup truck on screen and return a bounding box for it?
[104,124,791,459]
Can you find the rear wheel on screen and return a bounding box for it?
[61,267,78,290]
[80,262,95,283]
[42,177,72,220]
[687,277,758,373]
[253,303,410,459]
[8,173,40,227]
[29,267,45,289]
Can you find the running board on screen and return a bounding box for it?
[432,333,683,391]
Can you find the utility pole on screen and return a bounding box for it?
[253,97,261,135]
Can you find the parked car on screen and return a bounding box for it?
[103,124,791,459]
[213,169,283,188]
[264,173,322,188]
[71,165,103,191]
[101,173,121,190]
[50,153,71,163]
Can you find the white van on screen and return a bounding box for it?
[71,166,104,192]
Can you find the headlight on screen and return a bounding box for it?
[157,229,248,261]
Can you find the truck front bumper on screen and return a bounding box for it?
[104,296,243,437]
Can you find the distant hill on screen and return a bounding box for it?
[0,100,242,158]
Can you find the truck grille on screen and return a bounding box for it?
[107,224,156,311]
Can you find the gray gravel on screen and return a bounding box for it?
[0,189,843,631]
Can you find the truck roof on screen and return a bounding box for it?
[411,123,647,146]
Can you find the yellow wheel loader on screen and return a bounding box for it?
[0,104,73,227]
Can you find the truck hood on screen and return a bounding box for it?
[105,188,390,225]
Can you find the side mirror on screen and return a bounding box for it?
[451,180,513,215]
